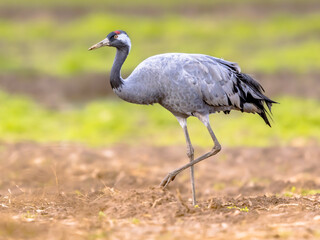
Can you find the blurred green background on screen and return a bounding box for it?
[0,0,319,147]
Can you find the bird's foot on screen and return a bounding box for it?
[159,172,178,188]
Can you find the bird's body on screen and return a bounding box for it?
[89,30,276,205]
[116,53,273,124]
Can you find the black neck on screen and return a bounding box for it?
[110,47,129,89]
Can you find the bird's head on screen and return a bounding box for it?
[88,30,131,52]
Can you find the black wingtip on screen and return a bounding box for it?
[234,72,277,127]
[259,111,272,127]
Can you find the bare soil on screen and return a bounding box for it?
[1,2,319,21]
[1,72,319,109]
[0,142,320,239]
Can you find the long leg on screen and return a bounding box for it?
[160,114,221,191]
[176,117,196,205]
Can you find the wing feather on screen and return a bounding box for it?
[182,54,276,126]
[184,55,242,109]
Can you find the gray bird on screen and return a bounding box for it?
[89,30,276,205]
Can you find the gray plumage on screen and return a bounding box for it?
[115,53,274,125]
[89,30,277,205]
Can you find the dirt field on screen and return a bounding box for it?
[1,72,319,109]
[1,1,319,21]
[0,142,320,239]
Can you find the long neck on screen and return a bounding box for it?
[110,47,129,89]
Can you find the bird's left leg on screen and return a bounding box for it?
[160,114,221,190]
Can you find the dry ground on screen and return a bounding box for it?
[1,1,319,21]
[1,72,319,109]
[0,142,320,239]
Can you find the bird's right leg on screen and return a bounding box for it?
[174,117,197,205]
[160,114,221,189]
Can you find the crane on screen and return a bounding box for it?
[89,30,276,206]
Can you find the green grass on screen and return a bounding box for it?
[0,13,319,76]
[284,186,320,197]
[0,91,319,147]
[227,206,249,212]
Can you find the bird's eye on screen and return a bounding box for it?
[114,35,118,39]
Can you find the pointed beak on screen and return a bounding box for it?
[88,38,110,51]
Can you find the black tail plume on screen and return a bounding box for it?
[237,73,278,127]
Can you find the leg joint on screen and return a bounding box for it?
[215,143,221,152]
[186,146,194,158]
[211,143,221,154]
